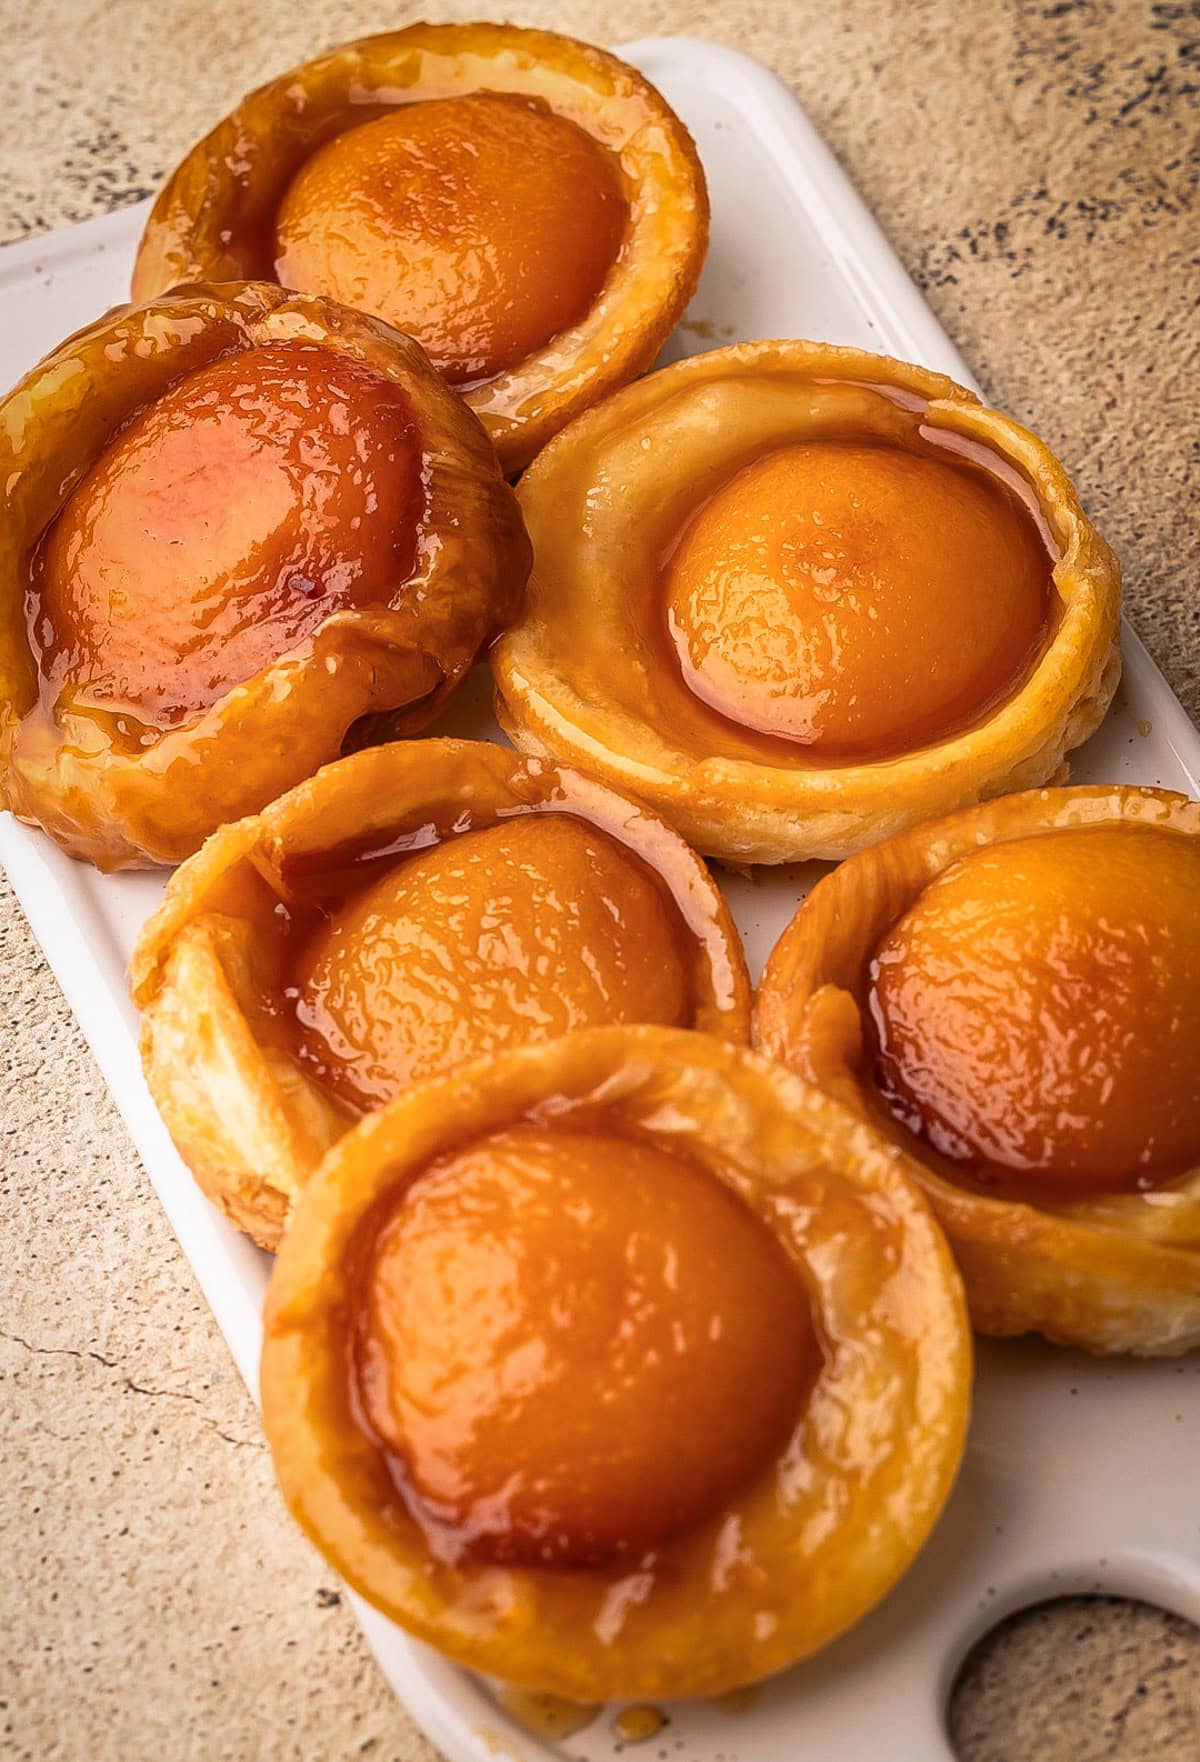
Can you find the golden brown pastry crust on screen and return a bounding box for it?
[755,785,1200,1355]
[261,1023,971,1698]
[131,739,752,1250]
[492,340,1122,863]
[3,278,528,870]
[131,24,709,474]
[0,283,528,869]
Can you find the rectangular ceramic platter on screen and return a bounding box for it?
[3,35,1199,1762]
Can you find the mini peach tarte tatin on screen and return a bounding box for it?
[756,785,1200,1355]
[493,340,1122,863]
[130,739,750,1248]
[0,283,527,869]
[132,24,709,474]
[261,1024,970,1698]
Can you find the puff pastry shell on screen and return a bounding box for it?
[130,738,750,1248]
[261,1023,971,1697]
[1,284,527,868]
[132,24,709,474]
[756,785,1200,1354]
[493,340,1122,863]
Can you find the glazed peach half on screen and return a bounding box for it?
[0,283,528,868]
[261,1024,971,1699]
[756,785,1200,1355]
[130,738,750,1249]
[132,23,708,474]
[493,339,1122,863]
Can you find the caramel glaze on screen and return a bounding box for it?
[495,1689,598,1740]
[865,823,1200,1201]
[612,1705,668,1742]
[250,796,737,1116]
[351,1122,818,1571]
[28,341,421,736]
[649,384,1058,767]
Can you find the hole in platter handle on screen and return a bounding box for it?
[947,1591,1200,1762]
[940,1553,1200,1697]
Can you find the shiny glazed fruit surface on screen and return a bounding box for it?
[275,94,628,385]
[33,342,420,729]
[665,439,1051,759]
[356,1122,817,1567]
[291,814,692,1110]
[870,823,1200,1188]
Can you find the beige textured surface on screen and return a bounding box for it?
[1,2,1198,1759]
[950,1597,1200,1762]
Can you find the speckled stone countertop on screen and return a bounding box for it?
[2,3,1198,1759]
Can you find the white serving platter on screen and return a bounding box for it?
[3,33,1199,1762]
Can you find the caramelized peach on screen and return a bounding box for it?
[36,343,420,728]
[293,815,691,1110]
[358,1123,815,1567]
[131,740,751,1248]
[276,96,627,386]
[666,441,1049,758]
[261,1025,971,1698]
[494,340,1121,862]
[755,785,1200,1354]
[131,24,708,473]
[0,285,527,867]
[869,824,1200,1187]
